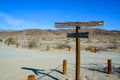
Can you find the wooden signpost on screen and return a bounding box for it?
[55,21,104,80]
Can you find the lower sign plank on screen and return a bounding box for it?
[67,32,89,38]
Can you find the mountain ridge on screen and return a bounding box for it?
[0,28,120,38]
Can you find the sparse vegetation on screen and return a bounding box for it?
[56,41,70,49]
[0,29,119,51]
[28,40,37,48]
[108,39,119,49]
[5,37,16,44]
[85,39,93,43]
[85,45,97,52]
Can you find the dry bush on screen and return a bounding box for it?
[85,46,97,52]
[108,39,119,49]
[55,41,70,49]
[28,40,37,48]
[56,43,70,49]
[85,39,93,43]
[5,37,16,44]
[0,38,2,42]
[21,38,38,48]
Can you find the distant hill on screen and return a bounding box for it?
[0,30,14,33]
[0,28,120,38]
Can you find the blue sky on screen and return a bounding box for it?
[0,0,120,30]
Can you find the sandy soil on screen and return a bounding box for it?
[0,42,120,80]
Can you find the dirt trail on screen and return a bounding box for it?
[0,43,120,80]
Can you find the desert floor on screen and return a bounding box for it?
[0,42,120,80]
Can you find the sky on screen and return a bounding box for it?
[0,0,120,30]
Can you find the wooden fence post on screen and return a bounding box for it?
[107,59,112,74]
[8,42,9,46]
[47,45,49,51]
[16,43,19,47]
[63,59,67,75]
[29,46,32,49]
[28,75,35,80]
[0,39,2,42]
[68,46,71,51]
[91,47,96,53]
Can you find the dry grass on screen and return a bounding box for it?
[85,46,97,53]
[5,37,16,44]
[0,29,119,51]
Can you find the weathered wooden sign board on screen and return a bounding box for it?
[55,21,103,27]
[67,32,89,38]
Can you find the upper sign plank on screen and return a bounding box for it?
[55,21,104,28]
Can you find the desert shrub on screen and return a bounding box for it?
[108,39,119,49]
[57,44,70,49]
[85,45,97,52]
[96,47,107,51]
[56,42,70,49]
[42,38,46,40]
[5,37,16,44]
[85,39,93,43]
[28,41,37,48]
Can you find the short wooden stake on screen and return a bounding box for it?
[91,47,96,53]
[107,59,112,74]
[0,39,2,42]
[28,75,35,80]
[63,59,67,75]
[29,42,32,49]
[94,48,96,53]
[29,44,32,49]
[47,45,49,51]
[68,46,71,51]
[8,43,9,46]
[16,43,19,47]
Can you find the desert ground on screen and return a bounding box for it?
[0,29,120,80]
[0,41,120,80]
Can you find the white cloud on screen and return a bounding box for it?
[0,13,39,30]
[0,13,56,30]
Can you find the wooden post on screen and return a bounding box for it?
[91,47,96,53]
[76,26,80,80]
[68,46,71,51]
[0,39,2,42]
[29,46,32,49]
[16,43,19,47]
[63,59,67,75]
[29,44,32,49]
[29,42,32,49]
[28,75,35,80]
[108,59,112,74]
[94,47,96,53]
[47,45,49,51]
[8,42,9,46]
